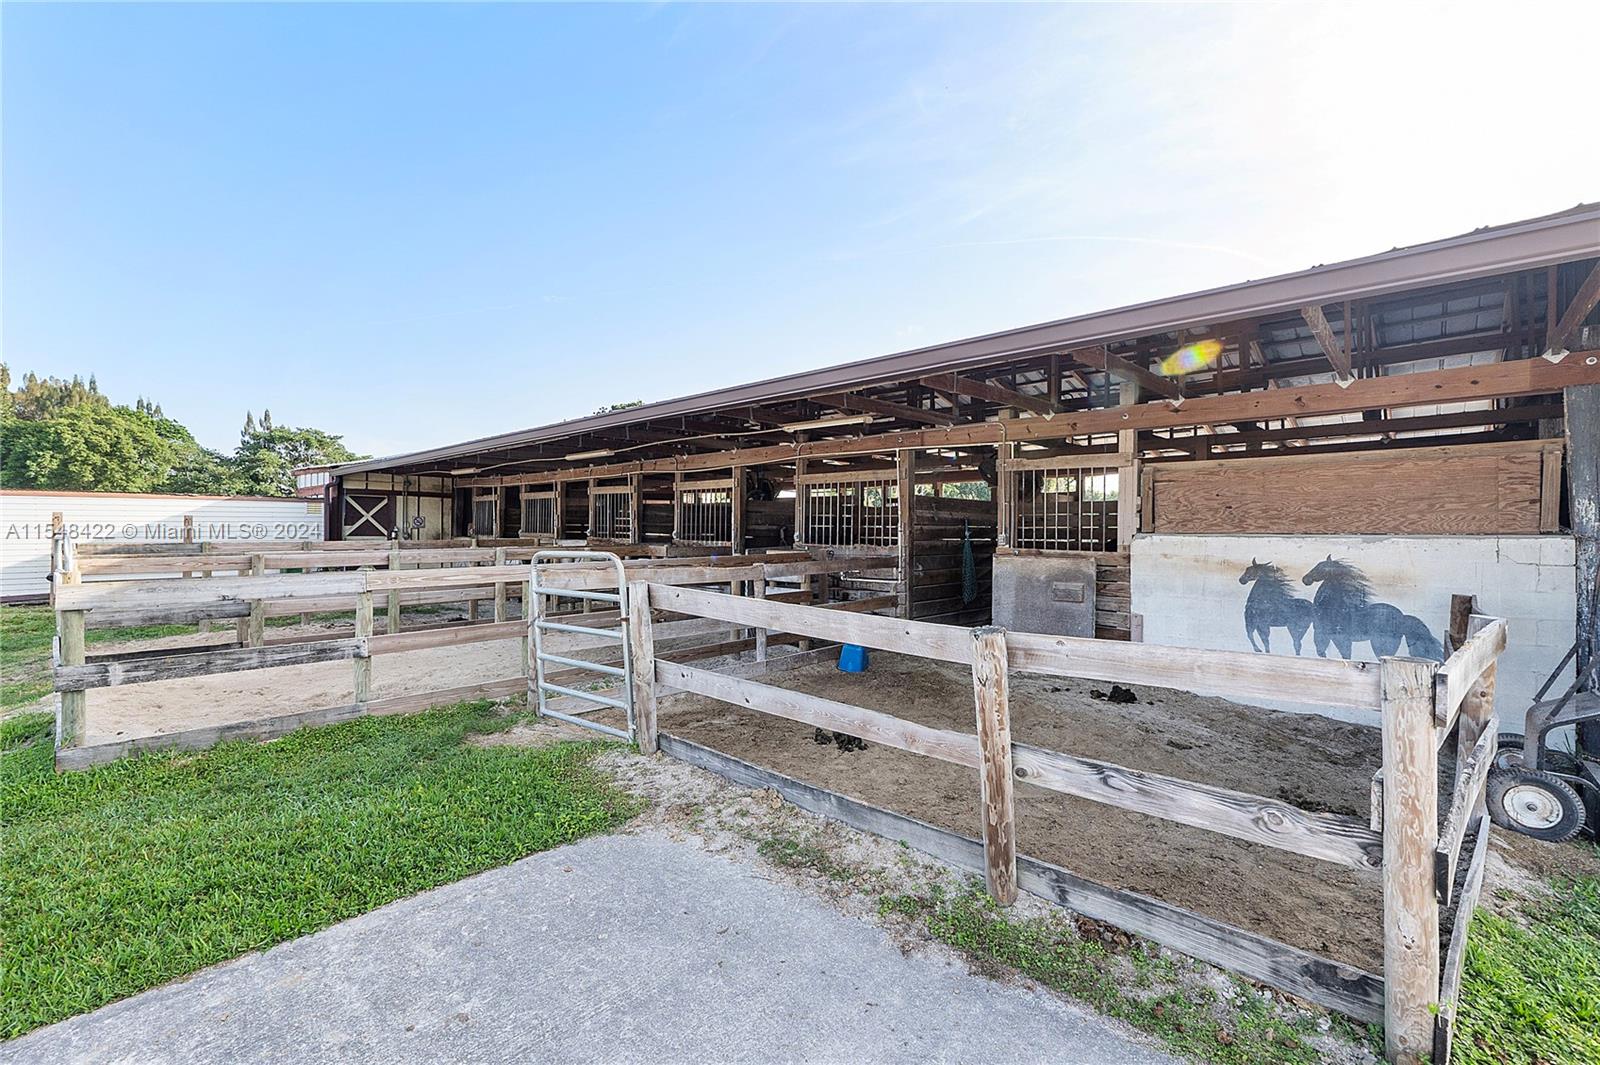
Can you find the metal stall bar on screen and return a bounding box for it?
[529,550,635,741]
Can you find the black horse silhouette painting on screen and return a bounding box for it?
[1238,559,1314,655]
[1300,556,1444,661]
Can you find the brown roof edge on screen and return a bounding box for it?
[336,202,1600,477]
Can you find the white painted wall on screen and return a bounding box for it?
[1131,533,1576,728]
[0,491,325,601]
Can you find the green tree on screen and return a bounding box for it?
[0,404,174,492]
[233,424,360,496]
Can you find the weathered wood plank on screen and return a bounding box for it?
[1433,816,1491,1065]
[55,639,366,691]
[627,581,659,755]
[971,626,1018,904]
[657,733,1385,1025]
[1435,720,1496,905]
[652,582,1383,710]
[54,703,369,771]
[1434,616,1507,725]
[1012,742,1383,871]
[655,659,980,767]
[1380,657,1441,1064]
[366,620,525,655]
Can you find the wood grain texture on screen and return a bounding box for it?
[55,639,366,691]
[627,580,659,754]
[971,626,1018,905]
[657,733,1385,1025]
[1145,439,1560,536]
[655,659,981,768]
[1012,741,1383,871]
[1435,720,1496,905]
[1434,616,1507,726]
[1433,816,1491,1065]
[1380,656,1441,1064]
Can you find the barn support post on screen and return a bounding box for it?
[1380,656,1441,1064]
[1117,380,1141,547]
[1566,383,1600,757]
[896,449,914,619]
[519,577,533,680]
[387,543,403,634]
[626,581,658,755]
[970,625,1017,905]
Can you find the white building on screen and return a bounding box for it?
[0,489,325,602]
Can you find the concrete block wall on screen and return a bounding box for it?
[1130,534,1577,727]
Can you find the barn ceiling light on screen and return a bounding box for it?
[778,413,875,433]
[564,448,617,460]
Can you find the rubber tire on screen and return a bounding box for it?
[1486,768,1586,843]
[1493,733,1583,775]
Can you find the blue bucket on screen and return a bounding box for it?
[837,644,869,673]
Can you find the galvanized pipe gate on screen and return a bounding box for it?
[529,550,635,741]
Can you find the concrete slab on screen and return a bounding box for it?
[2,830,1177,1065]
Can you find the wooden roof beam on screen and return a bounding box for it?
[1545,259,1600,357]
[814,391,958,427]
[1069,346,1182,400]
[919,372,1056,418]
[1301,304,1355,383]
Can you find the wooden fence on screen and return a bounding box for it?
[626,580,1507,1065]
[48,533,895,771]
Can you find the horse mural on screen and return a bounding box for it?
[1301,556,1445,661]
[1238,559,1314,655]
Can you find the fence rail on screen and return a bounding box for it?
[633,580,1509,1064]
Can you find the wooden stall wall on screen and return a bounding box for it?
[641,473,676,547]
[1141,439,1563,536]
[910,493,996,625]
[741,466,795,551]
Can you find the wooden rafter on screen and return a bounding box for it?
[813,392,958,427]
[1069,346,1182,400]
[1545,259,1600,356]
[918,373,1055,418]
[1301,305,1354,381]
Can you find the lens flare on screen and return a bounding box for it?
[1157,338,1223,377]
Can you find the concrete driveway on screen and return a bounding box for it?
[2,830,1178,1064]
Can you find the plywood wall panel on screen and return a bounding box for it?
[1144,440,1560,536]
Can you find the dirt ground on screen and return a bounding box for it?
[653,651,1593,976]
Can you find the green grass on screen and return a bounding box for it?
[876,880,1369,1064]
[0,702,640,1038]
[1454,857,1600,1065]
[0,605,197,710]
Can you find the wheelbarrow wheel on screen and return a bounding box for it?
[1487,768,1585,842]
[1492,734,1582,775]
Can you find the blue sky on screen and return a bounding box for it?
[5,2,1598,459]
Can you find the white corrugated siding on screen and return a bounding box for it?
[0,492,325,601]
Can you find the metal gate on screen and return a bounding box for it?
[529,550,635,741]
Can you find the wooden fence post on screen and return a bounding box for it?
[754,575,768,662]
[1380,656,1441,1064]
[245,555,266,648]
[353,591,374,708]
[494,547,508,623]
[55,532,86,751]
[626,580,658,754]
[388,542,403,634]
[520,577,533,682]
[970,625,1017,906]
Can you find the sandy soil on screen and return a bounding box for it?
[80,612,557,746]
[659,653,1394,973]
